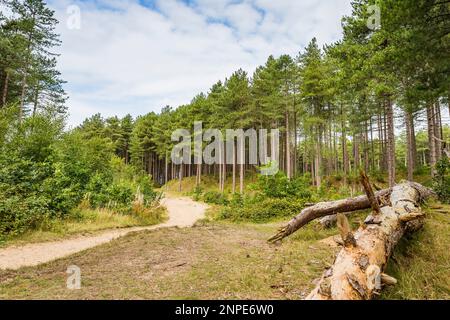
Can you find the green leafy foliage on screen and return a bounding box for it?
[433,157,450,203]
[251,173,312,200]
[203,191,229,206]
[0,108,160,239]
[219,197,305,223]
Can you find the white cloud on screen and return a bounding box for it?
[47,0,352,126]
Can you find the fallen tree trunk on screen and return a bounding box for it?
[307,182,431,300]
[269,181,433,243]
[268,189,391,243]
[319,172,381,228]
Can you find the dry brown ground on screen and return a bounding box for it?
[0,204,448,300]
[0,221,337,300]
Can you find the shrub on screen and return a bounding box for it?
[106,182,135,209]
[251,173,312,200]
[433,157,450,203]
[369,170,386,184]
[191,186,203,201]
[136,175,158,204]
[0,193,52,239]
[0,154,57,238]
[203,191,229,205]
[219,197,305,223]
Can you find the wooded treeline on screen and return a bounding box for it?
[0,0,66,117]
[1,0,449,195]
[0,0,164,238]
[76,0,449,192]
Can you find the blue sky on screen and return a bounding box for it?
[47,0,353,127]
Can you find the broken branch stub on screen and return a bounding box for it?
[360,171,381,216]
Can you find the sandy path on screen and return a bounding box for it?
[0,197,208,270]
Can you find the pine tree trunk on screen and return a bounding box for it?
[148,153,153,177]
[222,163,226,193]
[165,156,169,184]
[315,134,322,189]
[232,143,236,194]
[342,117,349,184]
[427,102,437,176]
[32,87,39,117]
[385,97,396,187]
[293,107,298,177]
[410,113,417,170]
[218,151,222,192]
[286,111,291,180]
[178,164,183,192]
[1,71,9,107]
[369,117,375,171]
[353,133,360,171]
[364,122,369,173]
[377,114,382,170]
[434,101,442,162]
[196,164,201,187]
[19,74,27,121]
[405,110,414,181]
[240,139,244,194]
[172,163,175,181]
[382,109,388,170]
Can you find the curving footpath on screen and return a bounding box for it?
[0,197,208,270]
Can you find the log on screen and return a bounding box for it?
[319,174,383,228]
[268,189,391,243]
[319,182,434,228]
[270,181,434,242]
[306,182,430,300]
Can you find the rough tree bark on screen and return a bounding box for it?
[342,117,349,184]
[1,70,9,107]
[286,110,291,180]
[385,97,396,187]
[240,140,244,194]
[306,182,432,300]
[405,110,414,181]
[434,101,442,162]
[427,102,437,176]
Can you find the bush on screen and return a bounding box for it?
[136,175,159,204]
[0,193,52,239]
[369,170,386,184]
[203,191,229,205]
[0,154,57,238]
[106,182,135,209]
[219,197,305,223]
[190,186,203,201]
[433,157,450,203]
[251,173,312,200]
[0,119,162,238]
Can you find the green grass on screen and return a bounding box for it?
[380,202,450,300]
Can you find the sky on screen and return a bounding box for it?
[46,0,354,127]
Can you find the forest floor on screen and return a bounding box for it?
[0,197,208,270]
[0,202,448,299]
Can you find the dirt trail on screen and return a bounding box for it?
[0,197,208,270]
